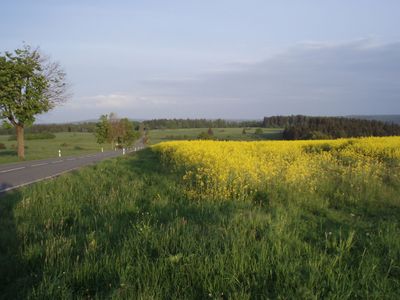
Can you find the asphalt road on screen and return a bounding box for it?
[0,140,146,194]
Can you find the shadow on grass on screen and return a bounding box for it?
[0,150,17,157]
[0,188,43,300]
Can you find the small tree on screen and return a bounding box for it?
[0,45,68,159]
[242,128,247,134]
[94,114,110,145]
[207,127,214,136]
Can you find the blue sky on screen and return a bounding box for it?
[1,0,400,122]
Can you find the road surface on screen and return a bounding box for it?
[0,140,145,194]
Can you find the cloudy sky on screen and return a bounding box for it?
[1,0,399,122]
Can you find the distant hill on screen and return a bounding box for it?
[348,115,400,125]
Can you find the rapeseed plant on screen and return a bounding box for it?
[153,137,400,200]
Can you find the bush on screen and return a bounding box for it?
[306,131,332,140]
[74,145,84,150]
[197,132,215,140]
[0,143,6,150]
[255,128,263,135]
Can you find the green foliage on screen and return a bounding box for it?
[305,131,332,140]
[263,115,400,139]
[0,45,49,127]
[197,131,215,140]
[350,114,400,125]
[94,115,110,144]
[0,122,96,135]
[0,44,68,159]
[144,118,262,129]
[119,118,140,147]
[94,114,140,147]
[0,149,399,298]
[8,132,56,141]
[255,128,263,135]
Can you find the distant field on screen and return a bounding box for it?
[0,132,106,164]
[148,127,283,145]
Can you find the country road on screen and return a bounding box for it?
[0,139,146,194]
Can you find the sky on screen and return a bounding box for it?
[1,0,400,123]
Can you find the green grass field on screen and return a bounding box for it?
[1,148,399,299]
[147,127,283,145]
[0,132,106,164]
[0,128,282,164]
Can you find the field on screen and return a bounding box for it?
[0,128,282,164]
[147,127,283,145]
[0,133,105,164]
[1,137,399,298]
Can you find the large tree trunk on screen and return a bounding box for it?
[16,124,25,160]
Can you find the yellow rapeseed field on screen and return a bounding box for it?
[153,137,400,200]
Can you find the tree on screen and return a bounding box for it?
[94,114,110,144]
[94,113,140,148]
[119,118,139,147]
[108,112,123,148]
[0,45,68,159]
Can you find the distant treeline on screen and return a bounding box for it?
[349,115,400,125]
[0,122,97,135]
[8,132,56,141]
[143,119,262,129]
[263,115,400,139]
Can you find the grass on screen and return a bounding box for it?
[0,132,106,164]
[0,148,399,299]
[147,127,283,145]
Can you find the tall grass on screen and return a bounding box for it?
[0,149,399,299]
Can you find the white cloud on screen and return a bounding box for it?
[72,93,138,109]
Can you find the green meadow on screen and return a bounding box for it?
[0,148,399,299]
[0,133,107,164]
[147,127,283,145]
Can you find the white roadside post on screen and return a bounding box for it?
[123,148,126,155]
[58,149,61,157]
[101,147,103,153]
